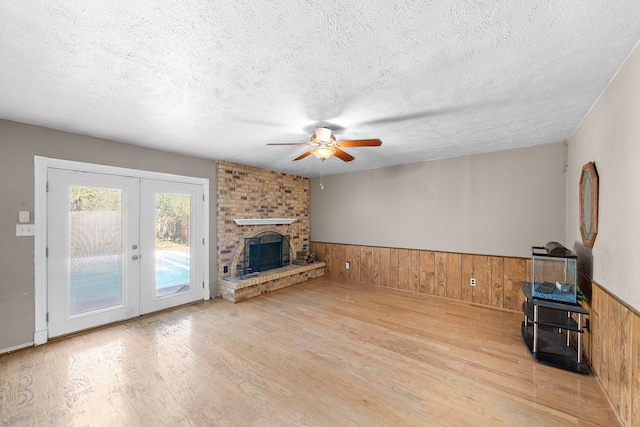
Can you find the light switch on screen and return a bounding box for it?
[16,224,35,236]
[19,211,30,223]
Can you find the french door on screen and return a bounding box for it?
[47,168,205,337]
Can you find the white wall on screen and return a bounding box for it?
[311,142,566,258]
[566,42,640,311]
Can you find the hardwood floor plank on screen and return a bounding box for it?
[0,279,619,426]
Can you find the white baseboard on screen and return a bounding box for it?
[1,341,33,355]
[34,329,48,345]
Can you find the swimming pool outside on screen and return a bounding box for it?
[69,250,191,314]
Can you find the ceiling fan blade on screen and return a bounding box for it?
[294,150,313,161]
[267,142,309,146]
[336,139,382,147]
[333,148,355,162]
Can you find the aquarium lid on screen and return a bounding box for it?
[531,241,577,258]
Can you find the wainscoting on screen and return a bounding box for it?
[311,241,640,427]
[583,280,640,427]
[310,242,531,312]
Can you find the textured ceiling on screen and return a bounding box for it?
[1,1,639,177]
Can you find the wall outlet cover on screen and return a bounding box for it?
[16,224,35,236]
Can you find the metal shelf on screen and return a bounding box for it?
[522,301,581,332]
[521,282,589,375]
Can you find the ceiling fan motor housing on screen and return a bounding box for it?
[315,127,333,143]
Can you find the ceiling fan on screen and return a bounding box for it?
[268,127,382,162]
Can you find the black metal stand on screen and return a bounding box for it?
[521,282,589,375]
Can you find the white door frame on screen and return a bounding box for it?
[34,156,210,345]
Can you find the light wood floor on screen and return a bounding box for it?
[1,278,619,426]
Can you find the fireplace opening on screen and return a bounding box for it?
[239,232,291,275]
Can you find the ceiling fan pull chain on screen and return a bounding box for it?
[320,159,325,189]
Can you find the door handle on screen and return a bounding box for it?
[132,255,139,260]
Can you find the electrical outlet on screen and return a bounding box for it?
[346,261,350,270]
[470,278,476,286]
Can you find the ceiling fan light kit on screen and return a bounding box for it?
[268,126,382,162]
[311,146,336,160]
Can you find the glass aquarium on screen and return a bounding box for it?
[531,242,578,303]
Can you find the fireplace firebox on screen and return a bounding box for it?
[239,232,291,275]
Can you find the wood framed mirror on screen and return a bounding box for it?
[579,162,599,247]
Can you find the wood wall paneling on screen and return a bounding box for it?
[599,286,610,394]
[589,281,640,427]
[580,298,592,367]
[632,312,640,427]
[361,246,373,285]
[473,255,492,306]
[410,250,420,293]
[461,255,474,303]
[346,245,361,283]
[344,245,353,280]
[331,244,345,279]
[378,247,391,288]
[371,247,381,286]
[609,294,622,416]
[503,258,526,311]
[323,243,333,278]
[591,285,602,379]
[397,249,411,291]
[435,252,447,297]
[312,242,325,265]
[620,306,632,425]
[446,253,461,300]
[390,248,400,289]
[419,251,435,295]
[491,257,504,308]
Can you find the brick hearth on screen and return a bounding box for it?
[219,262,326,303]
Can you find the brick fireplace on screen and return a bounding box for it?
[216,161,324,302]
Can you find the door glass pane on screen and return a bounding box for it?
[155,192,191,297]
[69,186,123,315]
